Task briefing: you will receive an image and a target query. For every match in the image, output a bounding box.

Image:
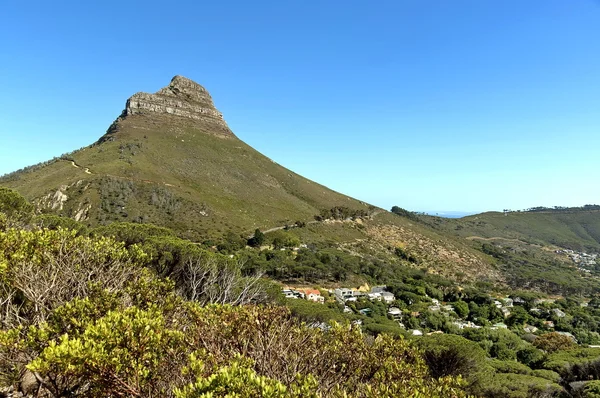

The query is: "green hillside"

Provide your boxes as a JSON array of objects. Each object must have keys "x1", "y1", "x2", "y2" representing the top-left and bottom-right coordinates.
[
  {"x1": 422, "y1": 208, "x2": 600, "y2": 253},
  {"x1": 0, "y1": 76, "x2": 370, "y2": 242}
]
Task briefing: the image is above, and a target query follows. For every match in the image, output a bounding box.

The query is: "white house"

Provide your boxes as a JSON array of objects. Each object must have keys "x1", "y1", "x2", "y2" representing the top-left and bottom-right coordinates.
[{"x1": 381, "y1": 292, "x2": 395, "y2": 304}]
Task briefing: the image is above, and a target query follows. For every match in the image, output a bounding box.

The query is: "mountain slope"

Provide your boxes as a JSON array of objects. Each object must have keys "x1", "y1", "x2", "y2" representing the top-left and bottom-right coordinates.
[{"x1": 0, "y1": 76, "x2": 370, "y2": 240}]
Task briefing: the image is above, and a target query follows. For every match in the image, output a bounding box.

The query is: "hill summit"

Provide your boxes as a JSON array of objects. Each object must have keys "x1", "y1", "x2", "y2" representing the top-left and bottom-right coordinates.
[{"x1": 100, "y1": 75, "x2": 233, "y2": 143}]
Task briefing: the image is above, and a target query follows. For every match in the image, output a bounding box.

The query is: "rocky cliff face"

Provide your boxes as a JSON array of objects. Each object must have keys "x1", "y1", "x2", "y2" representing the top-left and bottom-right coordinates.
[{"x1": 101, "y1": 76, "x2": 233, "y2": 142}]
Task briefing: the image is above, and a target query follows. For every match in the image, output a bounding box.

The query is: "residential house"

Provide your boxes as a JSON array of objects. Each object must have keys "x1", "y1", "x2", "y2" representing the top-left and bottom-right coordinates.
[
  {"x1": 452, "y1": 321, "x2": 480, "y2": 330},
  {"x1": 371, "y1": 286, "x2": 387, "y2": 294},
  {"x1": 367, "y1": 292, "x2": 382, "y2": 301},
  {"x1": 299, "y1": 288, "x2": 324, "y2": 304},
  {"x1": 551, "y1": 308, "x2": 566, "y2": 318},
  {"x1": 426, "y1": 331, "x2": 444, "y2": 336},
  {"x1": 358, "y1": 308, "x2": 372, "y2": 316},
  {"x1": 282, "y1": 289, "x2": 298, "y2": 299},
  {"x1": 501, "y1": 307, "x2": 511, "y2": 318},
  {"x1": 494, "y1": 300, "x2": 503, "y2": 309},
  {"x1": 503, "y1": 298, "x2": 514, "y2": 307},
  {"x1": 513, "y1": 297, "x2": 526, "y2": 305},
  {"x1": 381, "y1": 292, "x2": 395, "y2": 304},
  {"x1": 543, "y1": 320, "x2": 555, "y2": 328},
  {"x1": 334, "y1": 288, "x2": 355, "y2": 304},
  {"x1": 411, "y1": 329, "x2": 423, "y2": 336},
  {"x1": 388, "y1": 307, "x2": 402, "y2": 319},
  {"x1": 491, "y1": 323, "x2": 508, "y2": 329},
  {"x1": 523, "y1": 325, "x2": 538, "y2": 333}
]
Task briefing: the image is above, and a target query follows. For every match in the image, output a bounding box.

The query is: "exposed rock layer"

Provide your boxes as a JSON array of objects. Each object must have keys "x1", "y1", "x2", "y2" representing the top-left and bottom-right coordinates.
[{"x1": 101, "y1": 76, "x2": 233, "y2": 142}]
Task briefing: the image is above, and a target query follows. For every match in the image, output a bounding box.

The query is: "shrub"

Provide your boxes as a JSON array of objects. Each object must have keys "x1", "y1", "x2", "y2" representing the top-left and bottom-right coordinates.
[{"x1": 534, "y1": 332, "x2": 576, "y2": 353}]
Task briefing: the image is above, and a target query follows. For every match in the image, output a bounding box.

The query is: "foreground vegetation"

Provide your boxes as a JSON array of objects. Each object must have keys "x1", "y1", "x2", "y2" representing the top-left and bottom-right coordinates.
[{"x1": 3, "y1": 189, "x2": 600, "y2": 397}]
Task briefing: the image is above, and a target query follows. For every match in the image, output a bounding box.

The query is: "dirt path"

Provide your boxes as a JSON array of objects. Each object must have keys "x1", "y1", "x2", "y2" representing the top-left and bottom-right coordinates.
[
  {"x1": 247, "y1": 211, "x2": 385, "y2": 238},
  {"x1": 64, "y1": 159, "x2": 178, "y2": 188},
  {"x1": 69, "y1": 160, "x2": 92, "y2": 174},
  {"x1": 466, "y1": 236, "x2": 526, "y2": 244}
]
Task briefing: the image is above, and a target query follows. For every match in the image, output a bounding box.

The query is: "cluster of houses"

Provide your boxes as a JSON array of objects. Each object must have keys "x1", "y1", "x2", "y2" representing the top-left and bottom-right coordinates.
[
  {"x1": 282, "y1": 287, "x2": 325, "y2": 304},
  {"x1": 282, "y1": 285, "x2": 578, "y2": 339},
  {"x1": 333, "y1": 286, "x2": 395, "y2": 305},
  {"x1": 282, "y1": 285, "x2": 399, "y2": 315},
  {"x1": 556, "y1": 249, "x2": 598, "y2": 272}
]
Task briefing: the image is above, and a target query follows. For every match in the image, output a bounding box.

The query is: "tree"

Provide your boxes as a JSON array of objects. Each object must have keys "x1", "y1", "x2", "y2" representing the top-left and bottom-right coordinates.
[
  {"x1": 247, "y1": 229, "x2": 265, "y2": 248},
  {"x1": 177, "y1": 253, "x2": 269, "y2": 305},
  {"x1": 506, "y1": 306, "x2": 532, "y2": 327},
  {"x1": 453, "y1": 301, "x2": 469, "y2": 319},
  {"x1": 0, "y1": 187, "x2": 33, "y2": 226}
]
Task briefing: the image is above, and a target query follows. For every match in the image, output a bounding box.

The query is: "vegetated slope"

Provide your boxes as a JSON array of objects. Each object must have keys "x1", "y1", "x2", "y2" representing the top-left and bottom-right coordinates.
[
  {"x1": 408, "y1": 208, "x2": 600, "y2": 295},
  {"x1": 0, "y1": 75, "x2": 505, "y2": 287},
  {"x1": 0, "y1": 76, "x2": 370, "y2": 241},
  {"x1": 424, "y1": 209, "x2": 600, "y2": 252}
]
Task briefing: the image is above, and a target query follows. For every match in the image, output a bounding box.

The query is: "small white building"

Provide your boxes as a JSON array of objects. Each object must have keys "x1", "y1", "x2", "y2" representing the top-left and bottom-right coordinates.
[
  {"x1": 381, "y1": 292, "x2": 395, "y2": 304},
  {"x1": 551, "y1": 308, "x2": 566, "y2": 318},
  {"x1": 334, "y1": 288, "x2": 354, "y2": 304},
  {"x1": 388, "y1": 307, "x2": 402, "y2": 319}
]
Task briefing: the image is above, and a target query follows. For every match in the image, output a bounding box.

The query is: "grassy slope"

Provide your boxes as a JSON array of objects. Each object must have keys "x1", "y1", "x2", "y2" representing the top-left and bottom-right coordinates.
[
  {"x1": 0, "y1": 111, "x2": 503, "y2": 285},
  {"x1": 0, "y1": 114, "x2": 370, "y2": 240}
]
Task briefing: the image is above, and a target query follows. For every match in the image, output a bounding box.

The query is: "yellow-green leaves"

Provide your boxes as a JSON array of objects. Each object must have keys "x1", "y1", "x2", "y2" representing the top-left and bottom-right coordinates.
[
  {"x1": 175, "y1": 355, "x2": 320, "y2": 398},
  {"x1": 28, "y1": 307, "x2": 184, "y2": 397}
]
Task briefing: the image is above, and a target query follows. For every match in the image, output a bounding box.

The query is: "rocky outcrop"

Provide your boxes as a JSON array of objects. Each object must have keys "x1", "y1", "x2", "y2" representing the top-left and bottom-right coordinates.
[
  {"x1": 126, "y1": 75, "x2": 231, "y2": 131},
  {"x1": 98, "y1": 76, "x2": 234, "y2": 143}
]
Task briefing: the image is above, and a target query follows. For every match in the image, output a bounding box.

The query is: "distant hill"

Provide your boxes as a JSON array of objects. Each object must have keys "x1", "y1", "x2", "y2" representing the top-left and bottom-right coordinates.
[{"x1": 421, "y1": 208, "x2": 600, "y2": 253}]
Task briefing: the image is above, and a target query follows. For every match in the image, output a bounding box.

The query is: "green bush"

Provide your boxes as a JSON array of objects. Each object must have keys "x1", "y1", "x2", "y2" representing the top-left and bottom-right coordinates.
[{"x1": 489, "y1": 359, "x2": 532, "y2": 375}]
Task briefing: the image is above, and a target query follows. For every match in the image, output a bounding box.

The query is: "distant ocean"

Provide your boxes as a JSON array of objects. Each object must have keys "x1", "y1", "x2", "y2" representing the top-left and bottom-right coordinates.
[{"x1": 424, "y1": 211, "x2": 477, "y2": 218}]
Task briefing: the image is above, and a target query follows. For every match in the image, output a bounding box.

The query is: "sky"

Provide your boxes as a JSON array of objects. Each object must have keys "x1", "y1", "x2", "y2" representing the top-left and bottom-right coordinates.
[{"x1": 1, "y1": 0, "x2": 599, "y2": 213}]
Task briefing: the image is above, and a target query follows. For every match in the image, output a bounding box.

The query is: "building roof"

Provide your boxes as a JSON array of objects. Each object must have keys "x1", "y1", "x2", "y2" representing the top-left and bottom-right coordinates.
[{"x1": 299, "y1": 288, "x2": 321, "y2": 296}]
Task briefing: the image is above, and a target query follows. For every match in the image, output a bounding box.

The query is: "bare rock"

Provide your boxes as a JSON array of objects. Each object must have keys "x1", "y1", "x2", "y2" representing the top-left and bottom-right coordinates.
[
  {"x1": 125, "y1": 75, "x2": 232, "y2": 133},
  {"x1": 19, "y1": 370, "x2": 38, "y2": 396}
]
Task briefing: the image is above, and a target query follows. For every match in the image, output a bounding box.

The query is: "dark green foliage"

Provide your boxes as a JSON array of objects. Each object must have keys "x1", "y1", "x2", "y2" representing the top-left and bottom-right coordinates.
[
  {"x1": 394, "y1": 246, "x2": 418, "y2": 263},
  {"x1": 477, "y1": 373, "x2": 562, "y2": 398},
  {"x1": 217, "y1": 231, "x2": 247, "y2": 253},
  {"x1": 453, "y1": 300, "x2": 469, "y2": 318},
  {"x1": 489, "y1": 359, "x2": 532, "y2": 375},
  {"x1": 517, "y1": 345, "x2": 546, "y2": 368},
  {"x1": 247, "y1": 228, "x2": 265, "y2": 247},
  {"x1": 269, "y1": 230, "x2": 300, "y2": 250},
  {"x1": 0, "y1": 187, "x2": 33, "y2": 225},
  {"x1": 93, "y1": 221, "x2": 175, "y2": 245},
  {"x1": 583, "y1": 380, "x2": 600, "y2": 398},
  {"x1": 390, "y1": 206, "x2": 421, "y2": 222},
  {"x1": 315, "y1": 206, "x2": 368, "y2": 221}
]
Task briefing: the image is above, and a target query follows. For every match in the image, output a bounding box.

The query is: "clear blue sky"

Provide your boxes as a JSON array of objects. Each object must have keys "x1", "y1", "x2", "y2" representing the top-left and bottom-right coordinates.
[{"x1": 1, "y1": 1, "x2": 599, "y2": 213}]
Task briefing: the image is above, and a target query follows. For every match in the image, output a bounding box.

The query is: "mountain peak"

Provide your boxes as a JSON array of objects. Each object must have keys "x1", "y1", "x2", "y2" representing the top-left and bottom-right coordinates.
[
  {"x1": 156, "y1": 75, "x2": 210, "y2": 102},
  {"x1": 118, "y1": 75, "x2": 232, "y2": 136}
]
